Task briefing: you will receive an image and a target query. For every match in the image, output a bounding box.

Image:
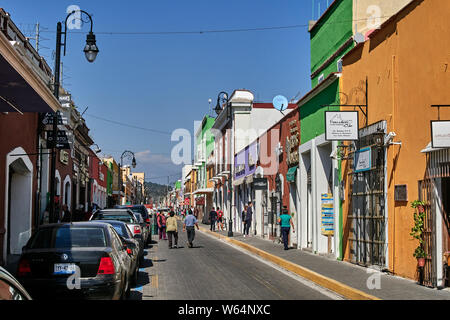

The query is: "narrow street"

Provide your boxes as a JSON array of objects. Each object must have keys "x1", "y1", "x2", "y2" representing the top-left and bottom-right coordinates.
[{"x1": 129, "y1": 221, "x2": 337, "y2": 300}]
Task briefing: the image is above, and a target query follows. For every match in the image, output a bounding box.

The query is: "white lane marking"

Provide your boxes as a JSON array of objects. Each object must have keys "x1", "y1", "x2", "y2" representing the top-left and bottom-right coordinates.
[{"x1": 200, "y1": 231, "x2": 345, "y2": 300}]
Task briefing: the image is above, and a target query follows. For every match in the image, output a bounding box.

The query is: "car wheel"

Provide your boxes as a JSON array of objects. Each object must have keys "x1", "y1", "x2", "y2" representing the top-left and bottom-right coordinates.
[
  {"x1": 120, "y1": 275, "x2": 129, "y2": 300},
  {"x1": 132, "y1": 266, "x2": 139, "y2": 286}
]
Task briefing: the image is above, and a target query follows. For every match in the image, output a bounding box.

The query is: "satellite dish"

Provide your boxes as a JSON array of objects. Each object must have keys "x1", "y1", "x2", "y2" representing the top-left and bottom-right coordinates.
[{"x1": 272, "y1": 95, "x2": 288, "y2": 112}]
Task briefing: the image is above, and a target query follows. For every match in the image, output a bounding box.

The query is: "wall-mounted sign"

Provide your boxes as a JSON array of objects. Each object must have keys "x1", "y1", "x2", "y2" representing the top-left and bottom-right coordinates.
[
  {"x1": 253, "y1": 177, "x2": 268, "y2": 190},
  {"x1": 394, "y1": 184, "x2": 408, "y2": 202},
  {"x1": 59, "y1": 150, "x2": 69, "y2": 165},
  {"x1": 195, "y1": 197, "x2": 205, "y2": 205},
  {"x1": 354, "y1": 147, "x2": 371, "y2": 173},
  {"x1": 321, "y1": 193, "x2": 334, "y2": 236},
  {"x1": 431, "y1": 121, "x2": 450, "y2": 148},
  {"x1": 325, "y1": 111, "x2": 359, "y2": 141}
]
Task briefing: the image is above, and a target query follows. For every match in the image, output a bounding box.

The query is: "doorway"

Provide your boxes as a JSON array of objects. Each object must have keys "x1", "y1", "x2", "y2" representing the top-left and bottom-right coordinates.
[{"x1": 5, "y1": 155, "x2": 33, "y2": 263}]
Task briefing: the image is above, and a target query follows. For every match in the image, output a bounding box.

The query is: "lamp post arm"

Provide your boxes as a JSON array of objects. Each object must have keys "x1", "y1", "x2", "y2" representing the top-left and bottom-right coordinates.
[{"x1": 63, "y1": 10, "x2": 94, "y2": 56}]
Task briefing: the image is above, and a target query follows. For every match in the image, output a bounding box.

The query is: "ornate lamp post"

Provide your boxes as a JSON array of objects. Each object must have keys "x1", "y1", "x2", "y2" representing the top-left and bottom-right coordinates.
[
  {"x1": 119, "y1": 151, "x2": 136, "y2": 205},
  {"x1": 215, "y1": 91, "x2": 233, "y2": 237},
  {"x1": 49, "y1": 10, "x2": 99, "y2": 223}
]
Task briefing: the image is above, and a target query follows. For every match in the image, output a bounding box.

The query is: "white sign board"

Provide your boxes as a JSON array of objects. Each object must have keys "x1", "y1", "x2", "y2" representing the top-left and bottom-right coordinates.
[
  {"x1": 325, "y1": 111, "x2": 359, "y2": 141},
  {"x1": 354, "y1": 147, "x2": 371, "y2": 173},
  {"x1": 431, "y1": 121, "x2": 450, "y2": 148}
]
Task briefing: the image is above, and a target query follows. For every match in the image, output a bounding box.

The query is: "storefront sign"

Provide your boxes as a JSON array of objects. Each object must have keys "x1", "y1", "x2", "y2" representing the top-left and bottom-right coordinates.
[
  {"x1": 184, "y1": 198, "x2": 190, "y2": 205},
  {"x1": 253, "y1": 177, "x2": 268, "y2": 190},
  {"x1": 354, "y1": 147, "x2": 371, "y2": 173},
  {"x1": 321, "y1": 193, "x2": 334, "y2": 236},
  {"x1": 195, "y1": 197, "x2": 205, "y2": 205},
  {"x1": 431, "y1": 121, "x2": 450, "y2": 148},
  {"x1": 325, "y1": 111, "x2": 359, "y2": 141}
]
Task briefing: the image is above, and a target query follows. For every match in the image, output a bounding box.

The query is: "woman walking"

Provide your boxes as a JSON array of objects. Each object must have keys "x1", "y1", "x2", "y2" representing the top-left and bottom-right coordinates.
[
  {"x1": 277, "y1": 208, "x2": 295, "y2": 250},
  {"x1": 166, "y1": 211, "x2": 178, "y2": 249}
]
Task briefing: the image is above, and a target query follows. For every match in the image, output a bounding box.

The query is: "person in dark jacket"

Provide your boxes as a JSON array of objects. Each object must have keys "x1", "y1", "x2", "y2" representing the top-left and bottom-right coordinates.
[
  {"x1": 209, "y1": 207, "x2": 218, "y2": 232},
  {"x1": 244, "y1": 202, "x2": 253, "y2": 237}
]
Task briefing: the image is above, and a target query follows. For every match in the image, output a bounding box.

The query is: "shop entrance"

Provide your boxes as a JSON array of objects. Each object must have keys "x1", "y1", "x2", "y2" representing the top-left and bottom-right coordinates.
[{"x1": 348, "y1": 125, "x2": 387, "y2": 268}]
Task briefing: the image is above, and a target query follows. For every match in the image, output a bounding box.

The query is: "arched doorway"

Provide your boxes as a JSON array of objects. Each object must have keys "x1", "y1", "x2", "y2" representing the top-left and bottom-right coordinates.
[{"x1": 4, "y1": 148, "x2": 33, "y2": 264}]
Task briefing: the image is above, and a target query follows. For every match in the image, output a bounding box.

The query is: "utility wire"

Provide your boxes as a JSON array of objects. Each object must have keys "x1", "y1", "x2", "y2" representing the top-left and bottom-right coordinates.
[
  {"x1": 85, "y1": 113, "x2": 172, "y2": 135},
  {"x1": 36, "y1": 15, "x2": 394, "y2": 37}
]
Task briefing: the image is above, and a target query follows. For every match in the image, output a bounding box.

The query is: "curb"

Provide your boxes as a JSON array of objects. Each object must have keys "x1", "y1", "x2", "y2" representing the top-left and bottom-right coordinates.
[{"x1": 198, "y1": 226, "x2": 381, "y2": 301}]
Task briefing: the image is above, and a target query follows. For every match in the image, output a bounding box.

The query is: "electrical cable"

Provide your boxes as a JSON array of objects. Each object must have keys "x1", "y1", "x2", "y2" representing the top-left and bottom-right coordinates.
[{"x1": 85, "y1": 113, "x2": 172, "y2": 135}]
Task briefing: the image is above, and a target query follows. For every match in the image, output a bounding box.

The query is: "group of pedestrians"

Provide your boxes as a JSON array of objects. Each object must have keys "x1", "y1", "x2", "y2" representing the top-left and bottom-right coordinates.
[
  {"x1": 208, "y1": 207, "x2": 224, "y2": 232},
  {"x1": 156, "y1": 209, "x2": 200, "y2": 249}
]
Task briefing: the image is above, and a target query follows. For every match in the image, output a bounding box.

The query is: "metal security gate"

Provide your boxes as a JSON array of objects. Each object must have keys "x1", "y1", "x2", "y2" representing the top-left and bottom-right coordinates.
[
  {"x1": 418, "y1": 179, "x2": 435, "y2": 287},
  {"x1": 348, "y1": 123, "x2": 387, "y2": 268}
]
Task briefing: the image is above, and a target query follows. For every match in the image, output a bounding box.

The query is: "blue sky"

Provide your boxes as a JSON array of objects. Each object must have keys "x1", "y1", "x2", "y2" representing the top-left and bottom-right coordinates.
[{"x1": 2, "y1": 0, "x2": 326, "y2": 184}]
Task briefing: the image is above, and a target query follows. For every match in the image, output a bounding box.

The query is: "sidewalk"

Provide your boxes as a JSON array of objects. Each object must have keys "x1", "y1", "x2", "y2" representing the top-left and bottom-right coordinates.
[{"x1": 199, "y1": 225, "x2": 450, "y2": 300}]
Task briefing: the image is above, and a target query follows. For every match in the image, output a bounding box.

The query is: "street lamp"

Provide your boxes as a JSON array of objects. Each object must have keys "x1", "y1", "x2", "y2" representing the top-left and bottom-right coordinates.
[
  {"x1": 215, "y1": 91, "x2": 233, "y2": 237},
  {"x1": 49, "y1": 10, "x2": 99, "y2": 223},
  {"x1": 119, "y1": 151, "x2": 137, "y2": 205}
]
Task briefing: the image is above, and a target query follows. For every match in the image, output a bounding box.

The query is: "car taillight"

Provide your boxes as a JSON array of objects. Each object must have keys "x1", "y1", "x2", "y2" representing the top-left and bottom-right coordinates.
[
  {"x1": 126, "y1": 248, "x2": 132, "y2": 254},
  {"x1": 97, "y1": 257, "x2": 115, "y2": 275},
  {"x1": 134, "y1": 226, "x2": 141, "y2": 234},
  {"x1": 17, "y1": 258, "x2": 31, "y2": 277}
]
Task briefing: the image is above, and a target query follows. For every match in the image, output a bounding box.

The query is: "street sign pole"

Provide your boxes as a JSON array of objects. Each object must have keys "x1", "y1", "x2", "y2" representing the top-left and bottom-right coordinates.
[{"x1": 49, "y1": 21, "x2": 63, "y2": 224}]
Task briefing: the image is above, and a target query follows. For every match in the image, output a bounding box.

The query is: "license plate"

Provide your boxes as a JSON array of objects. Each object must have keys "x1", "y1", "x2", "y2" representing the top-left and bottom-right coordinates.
[{"x1": 54, "y1": 263, "x2": 76, "y2": 275}]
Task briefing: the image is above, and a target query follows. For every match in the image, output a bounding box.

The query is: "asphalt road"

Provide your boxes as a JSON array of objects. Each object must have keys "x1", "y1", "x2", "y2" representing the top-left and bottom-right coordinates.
[{"x1": 129, "y1": 221, "x2": 336, "y2": 300}]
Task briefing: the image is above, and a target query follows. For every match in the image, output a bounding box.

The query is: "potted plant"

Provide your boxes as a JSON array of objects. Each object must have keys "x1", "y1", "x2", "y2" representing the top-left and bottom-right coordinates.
[
  {"x1": 413, "y1": 246, "x2": 427, "y2": 267},
  {"x1": 410, "y1": 200, "x2": 427, "y2": 267}
]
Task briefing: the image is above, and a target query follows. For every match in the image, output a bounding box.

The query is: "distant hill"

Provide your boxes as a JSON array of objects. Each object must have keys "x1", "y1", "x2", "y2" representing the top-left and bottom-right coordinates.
[{"x1": 144, "y1": 181, "x2": 173, "y2": 203}]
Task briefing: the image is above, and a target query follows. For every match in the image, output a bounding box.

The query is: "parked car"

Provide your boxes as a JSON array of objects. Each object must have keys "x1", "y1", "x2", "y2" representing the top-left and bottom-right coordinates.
[
  {"x1": 90, "y1": 209, "x2": 145, "y2": 251},
  {"x1": 0, "y1": 266, "x2": 32, "y2": 300},
  {"x1": 131, "y1": 212, "x2": 149, "y2": 246},
  {"x1": 90, "y1": 220, "x2": 141, "y2": 284},
  {"x1": 115, "y1": 205, "x2": 152, "y2": 243},
  {"x1": 17, "y1": 222, "x2": 132, "y2": 300}
]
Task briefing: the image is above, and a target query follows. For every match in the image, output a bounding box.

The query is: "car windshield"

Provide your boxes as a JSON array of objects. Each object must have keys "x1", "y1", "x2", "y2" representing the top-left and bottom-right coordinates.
[
  {"x1": 29, "y1": 227, "x2": 107, "y2": 248},
  {"x1": 93, "y1": 213, "x2": 135, "y2": 223}
]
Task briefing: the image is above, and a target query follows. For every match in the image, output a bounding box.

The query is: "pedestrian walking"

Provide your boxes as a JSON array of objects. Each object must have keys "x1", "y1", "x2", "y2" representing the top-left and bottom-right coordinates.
[
  {"x1": 241, "y1": 205, "x2": 248, "y2": 235},
  {"x1": 166, "y1": 211, "x2": 178, "y2": 249},
  {"x1": 244, "y1": 202, "x2": 253, "y2": 237},
  {"x1": 278, "y1": 208, "x2": 295, "y2": 250},
  {"x1": 157, "y1": 211, "x2": 167, "y2": 240},
  {"x1": 183, "y1": 210, "x2": 199, "y2": 248},
  {"x1": 209, "y1": 207, "x2": 218, "y2": 232},
  {"x1": 61, "y1": 204, "x2": 72, "y2": 222},
  {"x1": 217, "y1": 207, "x2": 224, "y2": 231}
]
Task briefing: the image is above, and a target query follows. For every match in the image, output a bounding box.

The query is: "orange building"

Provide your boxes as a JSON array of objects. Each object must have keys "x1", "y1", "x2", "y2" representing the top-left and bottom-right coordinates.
[{"x1": 339, "y1": 0, "x2": 450, "y2": 287}]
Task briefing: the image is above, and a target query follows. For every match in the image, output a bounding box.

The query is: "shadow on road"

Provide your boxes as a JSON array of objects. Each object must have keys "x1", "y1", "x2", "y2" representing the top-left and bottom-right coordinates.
[{"x1": 140, "y1": 259, "x2": 153, "y2": 268}]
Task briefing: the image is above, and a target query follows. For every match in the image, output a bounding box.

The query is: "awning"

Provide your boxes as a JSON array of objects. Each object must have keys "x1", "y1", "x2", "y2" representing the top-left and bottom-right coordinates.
[
  {"x1": 421, "y1": 142, "x2": 446, "y2": 153},
  {"x1": 286, "y1": 166, "x2": 298, "y2": 182},
  {"x1": 0, "y1": 31, "x2": 59, "y2": 113},
  {"x1": 193, "y1": 188, "x2": 214, "y2": 194}
]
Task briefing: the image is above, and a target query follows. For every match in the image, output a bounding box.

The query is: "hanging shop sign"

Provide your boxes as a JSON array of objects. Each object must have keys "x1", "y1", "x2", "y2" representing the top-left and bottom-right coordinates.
[
  {"x1": 184, "y1": 198, "x2": 190, "y2": 205},
  {"x1": 195, "y1": 197, "x2": 205, "y2": 205},
  {"x1": 354, "y1": 147, "x2": 371, "y2": 173},
  {"x1": 321, "y1": 193, "x2": 334, "y2": 236},
  {"x1": 253, "y1": 177, "x2": 268, "y2": 190},
  {"x1": 59, "y1": 150, "x2": 69, "y2": 165},
  {"x1": 325, "y1": 111, "x2": 359, "y2": 141},
  {"x1": 431, "y1": 120, "x2": 450, "y2": 148},
  {"x1": 286, "y1": 119, "x2": 300, "y2": 166}
]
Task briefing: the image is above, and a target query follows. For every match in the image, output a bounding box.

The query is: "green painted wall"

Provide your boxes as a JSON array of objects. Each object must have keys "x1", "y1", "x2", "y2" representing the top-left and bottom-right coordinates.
[
  {"x1": 107, "y1": 163, "x2": 113, "y2": 196},
  {"x1": 310, "y1": 0, "x2": 353, "y2": 81},
  {"x1": 311, "y1": 44, "x2": 353, "y2": 88},
  {"x1": 300, "y1": 79, "x2": 340, "y2": 144}
]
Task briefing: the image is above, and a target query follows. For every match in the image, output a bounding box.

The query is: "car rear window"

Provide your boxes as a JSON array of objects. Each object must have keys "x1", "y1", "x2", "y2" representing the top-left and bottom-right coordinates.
[
  {"x1": 93, "y1": 214, "x2": 135, "y2": 223},
  {"x1": 110, "y1": 224, "x2": 129, "y2": 238},
  {"x1": 29, "y1": 227, "x2": 107, "y2": 248}
]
